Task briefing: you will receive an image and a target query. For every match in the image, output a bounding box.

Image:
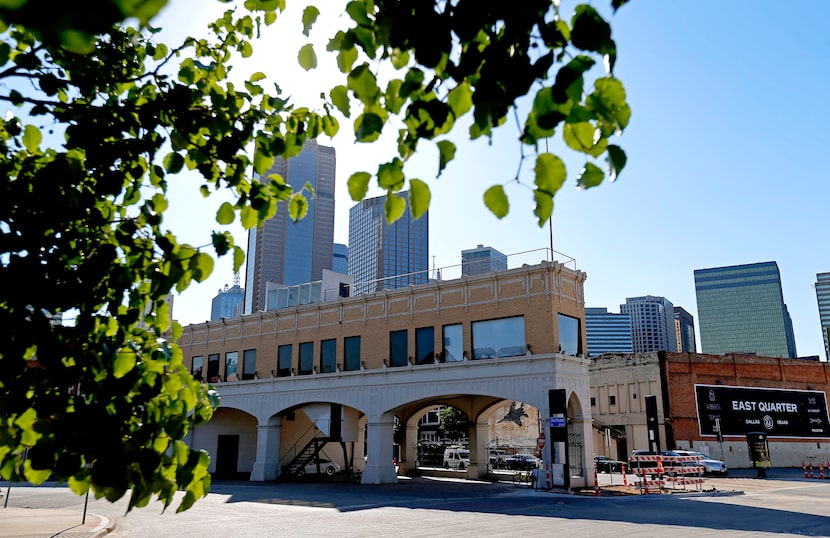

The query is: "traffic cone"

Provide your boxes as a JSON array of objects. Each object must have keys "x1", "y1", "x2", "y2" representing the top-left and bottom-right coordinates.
[
  {"x1": 804, "y1": 460, "x2": 808, "y2": 478},
  {"x1": 820, "y1": 462, "x2": 825, "y2": 480},
  {"x1": 622, "y1": 463, "x2": 628, "y2": 487},
  {"x1": 810, "y1": 462, "x2": 814, "y2": 479}
]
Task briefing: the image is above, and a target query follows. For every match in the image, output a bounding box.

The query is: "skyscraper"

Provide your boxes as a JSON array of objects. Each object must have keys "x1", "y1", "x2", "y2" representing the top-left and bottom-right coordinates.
[
  {"x1": 348, "y1": 191, "x2": 428, "y2": 294},
  {"x1": 461, "y1": 244, "x2": 507, "y2": 276},
  {"x1": 585, "y1": 307, "x2": 633, "y2": 357},
  {"x1": 815, "y1": 272, "x2": 830, "y2": 361},
  {"x1": 244, "y1": 140, "x2": 336, "y2": 313},
  {"x1": 620, "y1": 296, "x2": 677, "y2": 353},
  {"x1": 694, "y1": 261, "x2": 797, "y2": 358},
  {"x1": 673, "y1": 306, "x2": 697, "y2": 353},
  {"x1": 211, "y1": 277, "x2": 244, "y2": 321},
  {"x1": 333, "y1": 243, "x2": 349, "y2": 275}
]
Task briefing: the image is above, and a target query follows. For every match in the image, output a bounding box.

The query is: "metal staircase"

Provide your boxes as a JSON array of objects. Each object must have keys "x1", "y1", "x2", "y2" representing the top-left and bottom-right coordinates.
[{"x1": 285, "y1": 437, "x2": 336, "y2": 475}]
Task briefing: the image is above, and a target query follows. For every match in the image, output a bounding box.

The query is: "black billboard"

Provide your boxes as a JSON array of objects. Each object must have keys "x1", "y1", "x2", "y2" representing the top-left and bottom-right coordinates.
[{"x1": 695, "y1": 385, "x2": 830, "y2": 439}]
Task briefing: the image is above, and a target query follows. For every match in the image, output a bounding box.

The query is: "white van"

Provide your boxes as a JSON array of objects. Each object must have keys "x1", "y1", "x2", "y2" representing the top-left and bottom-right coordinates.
[{"x1": 443, "y1": 446, "x2": 470, "y2": 470}]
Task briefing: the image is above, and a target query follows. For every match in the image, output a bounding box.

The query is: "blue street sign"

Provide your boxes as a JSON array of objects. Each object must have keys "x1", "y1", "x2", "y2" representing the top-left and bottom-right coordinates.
[{"x1": 549, "y1": 416, "x2": 566, "y2": 428}]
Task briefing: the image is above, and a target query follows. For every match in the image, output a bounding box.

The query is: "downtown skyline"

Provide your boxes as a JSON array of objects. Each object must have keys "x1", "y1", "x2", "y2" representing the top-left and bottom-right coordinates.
[{"x1": 154, "y1": 1, "x2": 830, "y2": 359}]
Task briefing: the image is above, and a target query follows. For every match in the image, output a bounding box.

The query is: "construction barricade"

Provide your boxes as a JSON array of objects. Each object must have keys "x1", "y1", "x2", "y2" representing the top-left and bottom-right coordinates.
[{"x1": 628, "y1": 454, "x2": 705, "y2": 494}]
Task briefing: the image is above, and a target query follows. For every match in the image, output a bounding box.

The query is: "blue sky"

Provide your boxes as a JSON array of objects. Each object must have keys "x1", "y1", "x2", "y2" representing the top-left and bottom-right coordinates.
[{"x1": 159, "y1": 1, "x2": 830, "y2": 359}]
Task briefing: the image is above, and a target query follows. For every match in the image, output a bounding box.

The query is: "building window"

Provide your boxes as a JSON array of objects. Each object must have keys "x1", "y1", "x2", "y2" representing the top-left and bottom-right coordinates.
[
  {"x1": 442, "y1": 324, "x2": 463, "y2": 362},
  {"x1": 609, "y1": 395, "x2": 616, "y2": 406},
  {"x1": 207, "y1": 353, "x2": 220, "y2": 382},
  {"x1": 415, "y1": 326, "x2": 435, "y2": 364},
  {"x1": 344, "y1": 336, "x2": 361, "y2": 371},
  {"x1": 225, "y1": 351, "x2": 239, "y2": 381},
  {"x1": 192, "y1": 356, "x2": 204, "y2": 382},
  {"x1": 471, "y1": 316, "x2": 525, "y2": 359},
  {"x1": 277, "y1": 344, "x2": 292, "y2": 377},
  {"x1": 299, "y1": 342, "x2": 314, "y2": 375},
  {"x1": 241, "y1": 349, "x2": 256, "y2": 380},
  {"x1": 390, "y1": 330, "x2": 408, "y2": 367},
  {"x1": 590, "y1": 397, "x2": 596, "y2": 407},
  {"x1": 320, "y1": 339, "x2": 336, "y2": 373},
  {"x1": 558, "y1": 313, "x2": 582, "y2": 356}
]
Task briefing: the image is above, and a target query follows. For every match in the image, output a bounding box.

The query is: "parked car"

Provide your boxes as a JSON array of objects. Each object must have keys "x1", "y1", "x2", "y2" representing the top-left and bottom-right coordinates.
[
  {"x1": 505, "y1": 454, "x2": 539, "y2": 471},
  {"x1": 673, "y1": 450, "x2": 728, "y2": 476},
  {"x1": 489, "y1": 449, "x2": 509, "y2": 468},
  {"x1": 296, "y1": 459, "x2": 341, "y2": 477},
  {"x1": 594, "y1": 455, "x2": 624, "y2": 473},
  {"x1": 443, "y1": 446, "x2": 470, "y2": 469}
]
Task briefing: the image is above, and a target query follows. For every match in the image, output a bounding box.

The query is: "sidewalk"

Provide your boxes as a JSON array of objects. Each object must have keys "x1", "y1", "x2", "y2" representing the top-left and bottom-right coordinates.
[{"x1": 0, "y1": 507, "x2": 113, "y2": 537}]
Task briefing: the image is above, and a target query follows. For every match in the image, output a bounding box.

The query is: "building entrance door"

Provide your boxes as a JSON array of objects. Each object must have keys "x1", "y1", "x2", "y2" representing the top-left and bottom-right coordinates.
[{"x1": 216, "y1": 434, "x2": 240, "y2": 479}]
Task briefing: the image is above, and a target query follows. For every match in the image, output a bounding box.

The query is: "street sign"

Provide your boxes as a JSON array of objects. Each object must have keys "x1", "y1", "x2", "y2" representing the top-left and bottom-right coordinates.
[{"x1": 549, "y1": 416, "x2": 566, "y2": 428}]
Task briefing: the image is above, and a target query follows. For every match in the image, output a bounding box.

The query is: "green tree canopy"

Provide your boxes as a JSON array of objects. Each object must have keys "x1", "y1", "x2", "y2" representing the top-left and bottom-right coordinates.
[{"x1": 0, "y1": 0, "x2": 630, "y2": 512}]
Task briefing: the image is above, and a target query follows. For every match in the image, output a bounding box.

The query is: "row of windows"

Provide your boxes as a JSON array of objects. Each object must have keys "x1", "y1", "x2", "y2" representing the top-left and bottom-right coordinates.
[{"x1": 191, "y1": 314, "x2": 583, "y2": 381}]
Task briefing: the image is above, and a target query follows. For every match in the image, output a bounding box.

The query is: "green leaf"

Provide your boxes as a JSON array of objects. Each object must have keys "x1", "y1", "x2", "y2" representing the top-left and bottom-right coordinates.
[
  {"x1": 216, "y1": 202, "x2": 235, "y2": 225},
  {"x1": 301, "y1": 6, "x2": 320, "y2": 36},
  {"x1": 24, "y1": 460, "x2": 51, "y2": 485},
  {"x1": 571, "y1": 5, "x2": 612, "y2": 53},
  {"x1": 534, "y1": 153, "x2": 567, "y2": 196},
  {"x1": 253, "y1": 150, "x2": 274, "y2": 175},
  {"x1": 563, "y1": 122, "x2": 599, "y2": 155},
  {"x1": 576, "y1": 162, "x2": 605, "y2": 189},
  {"x1": 191, "y1": 252, "x2": 214, "y2": 282},
  {"x1": 164, "y1": 152, "x2": 184, "y2": 174},
  {"x1": 298, "y1": 44, "x2": 317, "y2": 71},
  {"x1": 22, "y1": 125, "x2": 41, "y2": 152},
  {"x1": 337, "y1": 46, "x2": 358, "y2": 73},
  {"x1": 240, "y1": 205, "x2": 258, "y2": 229},
  {"x1": 354, "y1": 112, "x2": 384, "y2": 142},
  {"x1": 347, "y1": 172, "x2": 371, "y2": 201},
  {"x1": 447, "y1": 82, "x2": 473, "y2": 118},
  {"x1": 377, "y1": 159, "x2": 405, "y2": 191},
  {"x1": 408, "y1": 179, "x2": 431, "y2": 219},
  {"x1": 330, "y1": 85, "x2": 351, "y2": 117},
  {"x1": 347, "y1": 64, "x2": 379, "y2": 106},
  {"x1": 151, "y1": 193, "x2": 168, "y2": 213},
  {"x1": 533, "y1": 190, "x2": 554, "y2": 227},
  {"x1": 233, "y1": 246, "x2": 246, "y2": 273},
  {"x1": 437, "y1": 140, "x2": 455, "y2": 176},
  {"x1": 384, "y1": 193, "x2": 406, "y2": 224},
  {"x1": 289, "y1": 193, "x2": 308, "y2": 222},
  {"x1": 483, "y1": 185, "x2": 509, "y2": 219},
  {"x1": 14, "y1": 408, "x2": 39, "y2": 446},
  {"x1": 113, "y1": 349, "x2": 136, "y2": 379},
  {"x1": 606, "y1": 145, "x2": 627, "y2": 181}
]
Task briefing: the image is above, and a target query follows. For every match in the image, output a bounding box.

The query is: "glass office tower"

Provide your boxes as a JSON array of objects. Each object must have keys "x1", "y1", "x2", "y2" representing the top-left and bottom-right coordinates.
[
  {"x1": 461, "y1": 244, "x2": 508, "y2": 276},
  {"x1": 673, "y1": 306, "x2": 697, "y2": 353},
  {"x1": 694, "y1": 261, "x2": 796, "y2": 358},
  {"x1": 816, "y1": 272, "x2": 830, "y2": 361},
  {"x1": 585, "y1": 307, "x2": 633, "y2": 357},
  {"x1": 244, "y1": 140, "x2": 336, "y2": 313},
  {"x1": 348, "y1": 192, "x2": 428, "y2": 294},
  {"x1": 620, "y1": 296, "x2": 678, "y2": 353}
]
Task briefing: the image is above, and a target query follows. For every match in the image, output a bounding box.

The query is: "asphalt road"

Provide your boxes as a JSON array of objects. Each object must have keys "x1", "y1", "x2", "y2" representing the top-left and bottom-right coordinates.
[{"x1": 3, "y1": 468, "x2": 830, "y2": 537}]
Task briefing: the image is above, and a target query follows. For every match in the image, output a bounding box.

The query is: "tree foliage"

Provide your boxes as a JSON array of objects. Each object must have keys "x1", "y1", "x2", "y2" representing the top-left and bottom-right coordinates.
[
  {"x1": 0, "y1": 0, "x2": 630, "y2": 511},
  {"x1": 438, "y1": 406, "x2": 468, "y2": 441}
]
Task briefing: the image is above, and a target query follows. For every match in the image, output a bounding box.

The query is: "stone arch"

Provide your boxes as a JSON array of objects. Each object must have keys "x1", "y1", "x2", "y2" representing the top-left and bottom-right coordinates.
[{"x1": 191, "y1": 406, "x2": 258, "y2": 477}]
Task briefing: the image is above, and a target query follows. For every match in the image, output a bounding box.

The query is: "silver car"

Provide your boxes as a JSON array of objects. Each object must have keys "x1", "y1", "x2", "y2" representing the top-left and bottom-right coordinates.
[
  {"x1": 296, "y1": 459, "x2": 341, "y2": 477},
  {"x1": 675, "y1": 450, "x2": 727, "y2": 476}
]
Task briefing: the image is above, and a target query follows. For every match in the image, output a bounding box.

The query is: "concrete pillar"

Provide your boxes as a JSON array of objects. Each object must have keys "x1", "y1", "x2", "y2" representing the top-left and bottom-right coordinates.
[
  {"x1": 466, "y1": 421, "x2": 489, "y2": 479},
  {"x1": 362, "y1": 416, "x2": 398, "y2": 484},
  {"x1": 575, "y1": 417, "x2": 593, "y2": 488},
  {"x1": 400, "y1": 424, "x2": 419, "y2": 475},
  {"x1": 251, "y1": 421, "x2": 281, "y2": 481}
]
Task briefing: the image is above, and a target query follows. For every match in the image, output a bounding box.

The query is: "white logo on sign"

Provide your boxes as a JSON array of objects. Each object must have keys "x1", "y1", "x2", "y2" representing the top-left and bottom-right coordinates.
[
  {"x1": 709, "y1": 390, "x2": 715, "y2": 402},
  {"x1": 763, "y1": 415, "x2": 774, "y2": 430}
]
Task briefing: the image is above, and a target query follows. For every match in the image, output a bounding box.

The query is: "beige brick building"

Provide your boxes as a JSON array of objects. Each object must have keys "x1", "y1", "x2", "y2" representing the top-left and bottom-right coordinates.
[{"x1": 179, "y1": 261, "x2": 595, "y2": 486}]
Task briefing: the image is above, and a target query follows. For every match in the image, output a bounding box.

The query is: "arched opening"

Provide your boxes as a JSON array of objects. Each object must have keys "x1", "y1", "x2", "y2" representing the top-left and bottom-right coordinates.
[{"x1": 191, "y1": 407, "x2": 258, "y2": 480}]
